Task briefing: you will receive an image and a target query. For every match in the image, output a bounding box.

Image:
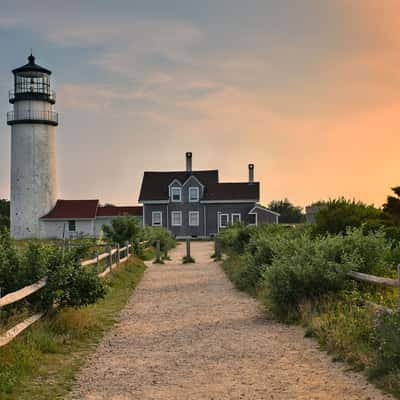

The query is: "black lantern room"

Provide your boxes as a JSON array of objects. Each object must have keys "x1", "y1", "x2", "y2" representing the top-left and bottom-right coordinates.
[{"x1": 9, "y1": 54, "x2": 55, "y2": 104}]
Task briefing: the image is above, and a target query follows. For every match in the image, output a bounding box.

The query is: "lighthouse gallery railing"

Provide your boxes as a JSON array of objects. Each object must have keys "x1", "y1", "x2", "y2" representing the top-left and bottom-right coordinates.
[{"x1": 7, "y1": 110, "x2": 59, "y2": 125}]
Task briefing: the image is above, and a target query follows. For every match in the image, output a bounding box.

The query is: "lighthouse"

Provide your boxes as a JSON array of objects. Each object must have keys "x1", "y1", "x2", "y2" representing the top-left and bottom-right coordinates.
[{"x1": 7, "y1": 54, "x2": 58, "y2": 239}]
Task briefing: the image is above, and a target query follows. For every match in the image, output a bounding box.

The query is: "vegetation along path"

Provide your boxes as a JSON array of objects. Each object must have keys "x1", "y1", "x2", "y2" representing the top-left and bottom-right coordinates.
[{"x1": 70, "y1": 241, "x2": 393, "y2": 400}]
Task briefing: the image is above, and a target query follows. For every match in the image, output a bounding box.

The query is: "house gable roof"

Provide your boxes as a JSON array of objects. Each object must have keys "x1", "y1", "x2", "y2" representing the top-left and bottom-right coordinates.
[
  {"x1": 139, "y1": 170, "x2": 219, "y2": 201},
  {"x1": 249, "y1": 204, "x2": 280, "y2": 216},
  {"x1": 41, "y1": 201, "x2": 143, "y2": 219},
  {"x1": 41, "y1": 200, "x2": 99, "y2": 219},
  {"x1": 203, "y1": 182, "x2": 259, "y2": 201},
  {"x1": 97, "y1": 205, "x2": 143, "y2": 217}
]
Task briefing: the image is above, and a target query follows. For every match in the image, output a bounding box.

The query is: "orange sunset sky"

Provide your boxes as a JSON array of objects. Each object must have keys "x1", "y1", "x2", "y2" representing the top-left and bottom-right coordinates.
[{"x1": 0, "y1": 0, "x2": 399, "y2": 208}]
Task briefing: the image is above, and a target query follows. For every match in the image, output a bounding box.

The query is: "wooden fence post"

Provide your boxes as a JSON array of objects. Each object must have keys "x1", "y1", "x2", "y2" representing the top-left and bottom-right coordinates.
[
  {"x1": 125, "y1": 241, "x2": 129, "y2": 258},
  {"x1": 108, "y1": 245, "x2": 112, "y2": 273},
  {"x1": 164, "y1": 240, "x2": 168, "y2": 259},
  {"x1": 156, "y1": 240, "x2": 161, "y2": 263},
  {"x1": 215, "y1": 238, "x2": 222, "y2": 260},
  {"x1": 117, "y1": 243, "x2": 120, "y2": 265},
  {"x1": 186, "y1": 239, "x2": 191, "y2": 259}
]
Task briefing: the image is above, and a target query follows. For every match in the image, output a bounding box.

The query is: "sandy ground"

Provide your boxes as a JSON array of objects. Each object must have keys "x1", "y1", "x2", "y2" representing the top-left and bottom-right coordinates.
[{"x1": 69, "y1": 241, "x2": 393, "y2": 400}]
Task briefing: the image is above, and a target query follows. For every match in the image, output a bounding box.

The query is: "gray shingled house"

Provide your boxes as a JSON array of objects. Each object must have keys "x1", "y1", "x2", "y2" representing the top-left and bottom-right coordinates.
[{"x1": 138, "y1": 153, "x2": 279, "y2": 239}]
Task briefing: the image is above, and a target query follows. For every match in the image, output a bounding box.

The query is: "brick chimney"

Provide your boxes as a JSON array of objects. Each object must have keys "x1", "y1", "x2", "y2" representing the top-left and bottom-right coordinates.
[
  {"x1": 186, "y1": 152, "x2": 192, "y2": 173},
  {"x1": 248, "y1": 163, "x2": 254, "y2": 184}
]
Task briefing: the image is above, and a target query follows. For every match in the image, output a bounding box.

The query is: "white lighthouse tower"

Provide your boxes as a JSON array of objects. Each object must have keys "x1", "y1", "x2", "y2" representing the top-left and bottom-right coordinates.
[{"x1": 7, "y1": 54, "x2": 58, "y2": 239}]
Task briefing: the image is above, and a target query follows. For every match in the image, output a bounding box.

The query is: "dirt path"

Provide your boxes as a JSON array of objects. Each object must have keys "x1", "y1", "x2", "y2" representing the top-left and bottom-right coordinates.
[{"x1": 69, "y1": 241, "x2": 393, "y2": 400}]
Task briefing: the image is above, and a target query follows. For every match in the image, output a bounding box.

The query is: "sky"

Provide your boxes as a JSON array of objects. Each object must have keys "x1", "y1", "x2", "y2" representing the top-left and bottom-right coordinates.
[{"x1": 0, "y1": 0, "x2": 399, "y2": 208}]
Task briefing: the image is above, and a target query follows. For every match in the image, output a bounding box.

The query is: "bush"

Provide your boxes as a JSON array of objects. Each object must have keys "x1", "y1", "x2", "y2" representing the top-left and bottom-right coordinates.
[
  {"x1": 40, "y1": 254, "x2": 106, "y2": 310},
  {"x1": 218, "y1": 223, "x2": 257, "y2": 254},
  {"x1": 260, "y1": 232, "x2": 351, "y2": 319},
  {"x1": 369, "y1": 312, "x2": 400, "y2": 379},
  {"x1": 313, "y1": 198, "x2": 382, "y2": 236},
  {"x1": 143, "y1": 226, "x2": 176, "y2": 252},
  {"x1": 103, "y1": 217, "x2": 142, "y2": 246},
  {"x1": 0, "y1": 233, "x2": 105, "y2": 314}
]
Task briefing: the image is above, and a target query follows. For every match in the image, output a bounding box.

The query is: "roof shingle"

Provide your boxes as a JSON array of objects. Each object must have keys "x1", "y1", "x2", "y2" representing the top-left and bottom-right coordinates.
[
  {"x1": 139, "y1": 170, "x2": 219, "y2": 201},
  {"x1": 97, "y1": 205, "x2": 143, "y2": 217},
  {"x1": 41, "y1": 200, "x2": 99, "y2": 219}
]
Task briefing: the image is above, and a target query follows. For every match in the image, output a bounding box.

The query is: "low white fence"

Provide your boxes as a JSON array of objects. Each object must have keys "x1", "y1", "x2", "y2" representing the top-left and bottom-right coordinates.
[{"x1": 0, "y1": 242, "x2": 137, "y2": 348}]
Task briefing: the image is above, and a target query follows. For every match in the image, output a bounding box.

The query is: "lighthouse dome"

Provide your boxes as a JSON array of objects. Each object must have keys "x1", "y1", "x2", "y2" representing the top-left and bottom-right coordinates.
[{"x1": 12, "y1": 53, "x2": 52, "y2": 75}]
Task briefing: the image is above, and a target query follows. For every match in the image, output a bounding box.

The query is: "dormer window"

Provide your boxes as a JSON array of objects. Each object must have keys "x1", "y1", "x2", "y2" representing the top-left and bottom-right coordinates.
[
  {"x1": 171, "y1": 187, "x2": 181, "y2": 202},
  {"x1": 189, "y1": 187, "x2": 199, "y2": 202}
]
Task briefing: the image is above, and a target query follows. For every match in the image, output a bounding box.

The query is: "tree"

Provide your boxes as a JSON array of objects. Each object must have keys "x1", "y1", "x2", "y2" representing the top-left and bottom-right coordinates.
[
  {"x1": 383, "y1": 187, "x2": 400, "y2": 225},
  {"x1": 313, "y1": 198, "x2": 382, "y2": 236},
  {"x1": 268, "y1": 199, "x2": 304, "y2": 223},
  {"x1": 102, "y1": 216, "x2": 142, "y2": 246},
  {"x1": 0, "y1": 199, "x2": 10, "y2": 232}
]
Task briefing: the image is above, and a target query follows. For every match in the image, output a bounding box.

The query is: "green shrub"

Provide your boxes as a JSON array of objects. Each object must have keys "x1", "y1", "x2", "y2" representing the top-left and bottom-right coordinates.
[
  {"x1": 218, "y1": 223, "x2": 257, "y2": 254},
  {"x1": 313, "y1": 198, "x2": 382, "y2": 236},
  {"x1": 0, "y1": 234, "x2": 106, "y2": 315},
  {"x1": 369, "y1": 312, "x2": 400, "y2": 379},
  {"x1": 103, "y1": 217, "x2": 142, "y2": 246},
  {"x1": 143, "y1": 226, "x2": 176, "y2": 251},
  {"x1": 259, "y1": 233, "x2": 350, "y2": 319}
]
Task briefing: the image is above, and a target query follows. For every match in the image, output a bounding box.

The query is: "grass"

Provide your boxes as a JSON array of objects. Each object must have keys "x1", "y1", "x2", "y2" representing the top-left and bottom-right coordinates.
[
  {"x1": 140, "y1": 246, "x2": 156, "y2": 261},
  {"x1": 0, "y1": 256, "x2": 146, "y2": 400},
  {"x1": 182, "y1": 255, "x2": 195, "y2": 264}
]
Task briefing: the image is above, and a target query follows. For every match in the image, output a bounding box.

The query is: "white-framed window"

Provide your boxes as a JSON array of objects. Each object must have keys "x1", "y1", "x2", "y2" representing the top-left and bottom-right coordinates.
[
  {"x1": 170, "y1": 187, "x2": 181, "y2": 202},
  {"x1": 219, "y1": 213, "x2": 229, "y2": 229},
  {"x1": 171, "y1": 211, "x2": 182, "y2": 226},
  {"x1": 68, "y1": 220, "x2": 76, "y2": 232},
  {"x1": 189, "y1": 211, "x2": 200, "y2": 226},
  {"x1": 152, "y1": 211, "x2": 162, "y2": 226},
  {"x1": 232, "y1": 213, "x2": 241, "y2": 224},
  {"x1": 189, "y1": 187, "x2": 200, "y2": 202},
  {"x1": 248, "y1": 213, "x2": 257, "y2": 225}
]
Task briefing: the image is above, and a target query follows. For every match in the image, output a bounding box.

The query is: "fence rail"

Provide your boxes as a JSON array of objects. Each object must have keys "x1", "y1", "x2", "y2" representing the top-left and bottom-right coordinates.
[
  {"x1": 0, "y1": 241, "x2": 143, "y2": 348},
  {"x1": 0, "y1": 278, "x2": 48, "y2": 308},
  {"x1": 347, "y1": 264, "x2": 400, "y2": 311}
]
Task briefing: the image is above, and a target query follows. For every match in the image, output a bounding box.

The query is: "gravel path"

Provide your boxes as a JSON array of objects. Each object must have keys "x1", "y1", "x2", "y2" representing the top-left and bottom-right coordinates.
[{"x1": 69, "y1": 241, "x2": 393, "y2": 400}]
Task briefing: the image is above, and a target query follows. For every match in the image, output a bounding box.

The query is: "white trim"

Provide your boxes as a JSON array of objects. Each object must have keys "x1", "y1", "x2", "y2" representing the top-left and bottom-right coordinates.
[
  {"x1": 171, "y1": 211, "x2": 182, "y2": 226},
  {"x1": 204, "y1": 206, "x2": 207, "y2": 236},
  {"x1": 152, "y1": 211, "x2": 162, "y2": 226},
  {"x1": 201, "y1": 200, "x2": 257, "y2": 204},
  {"x1": 231, "y1": 213, "x2": 241, "y2": 224},
  {"x1": 182, "y1": 174, "x2": 204, "y2": 189},
  {"x1": 168, "y1": 178, "x2": 182, "y2": 188},
  {"x1": 170, "y1": 187, "x2": 182, "y2": 202},
  {"x1": 167, "y1": 204, "x2": 169, "y2": 229},
  {"x1": 249, "y1": 204, "x2": 280, "y2": 216},
  {"x1": 189, "y1": 187, "x2": 200, "y2": 202},
  {"x1": 41, "y1": 217, "x2": 94, "y2": 221},
  {"x1": 189, "y1": 211, "x2": 200, "y2": 226},
  {"x1": 219, "y1": 213, "x2": 229, "y2": 229},
  {"x1": 141, "y1": 200, "x2": 169, "y2": 204},
  {"x1": 95, "y1": 215, "x2": 143, "y2": 220}
]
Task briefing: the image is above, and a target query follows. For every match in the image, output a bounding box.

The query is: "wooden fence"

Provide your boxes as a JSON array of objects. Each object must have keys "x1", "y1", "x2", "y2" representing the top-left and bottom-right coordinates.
[
  {"x1": 0, "y1": 241, "x2": 136, "y2": 348},
  {"x1": 347, "y1": 264, "x2": 400, "y2": 313}
]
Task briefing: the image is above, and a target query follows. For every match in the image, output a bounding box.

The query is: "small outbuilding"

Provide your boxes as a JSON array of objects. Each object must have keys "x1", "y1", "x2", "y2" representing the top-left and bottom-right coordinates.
[{"x1": 40, "y1": 200, "x2": 142, "y2": 239}]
